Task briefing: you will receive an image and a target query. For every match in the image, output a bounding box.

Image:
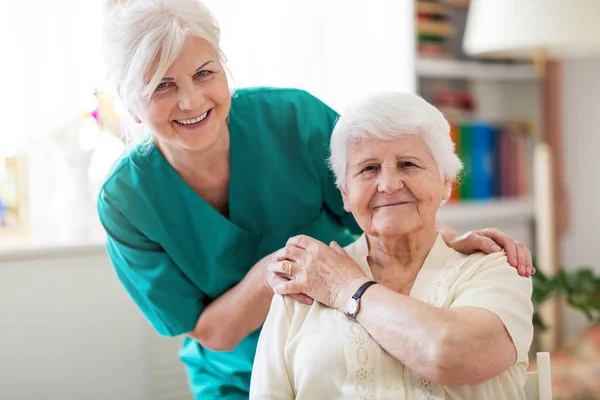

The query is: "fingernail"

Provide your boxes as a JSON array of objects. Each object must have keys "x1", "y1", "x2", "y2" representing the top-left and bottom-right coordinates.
[{"x1": 490, "y1": 245, "x2": 502, "y2": 252}]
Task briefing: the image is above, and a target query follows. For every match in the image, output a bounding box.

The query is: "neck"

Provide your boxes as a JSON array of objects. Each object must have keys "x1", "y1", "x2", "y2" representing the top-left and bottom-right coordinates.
[
  {"x1": 157, "y1": 122, "x2": 230, "y2": 180},
  {"x1": 367, "y1": 225, "x2": 438, "y2": 273}
]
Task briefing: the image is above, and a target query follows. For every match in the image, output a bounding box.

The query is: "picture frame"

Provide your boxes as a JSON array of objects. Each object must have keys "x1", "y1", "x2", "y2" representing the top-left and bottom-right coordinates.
[{"x1": 0, "y1": 156, "x2": 29, "y2": 238}]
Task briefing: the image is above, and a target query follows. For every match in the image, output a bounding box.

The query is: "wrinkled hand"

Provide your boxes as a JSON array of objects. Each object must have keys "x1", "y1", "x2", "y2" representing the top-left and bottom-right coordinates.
[
  {"x1": 268, "y1": 235, "x2": 367, "y2": 310},
  {"x1": 260, "y1": 252, "x2": 314, "y2": 306},
  {"x1": 449, "y1": 228, "x2": 535, "y2": 277}
]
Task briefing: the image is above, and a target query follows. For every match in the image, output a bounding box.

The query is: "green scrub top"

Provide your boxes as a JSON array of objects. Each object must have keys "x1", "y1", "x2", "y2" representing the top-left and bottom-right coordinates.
[{"x1": 97, "y1": 87, "x2": 362, "y2": 399}]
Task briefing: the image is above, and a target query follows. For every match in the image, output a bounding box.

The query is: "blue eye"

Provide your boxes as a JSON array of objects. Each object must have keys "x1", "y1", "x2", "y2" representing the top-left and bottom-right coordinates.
[
  {"x1": 401, "y1": 162, "x2": 417, "y2": 168},
  {"x1": 195, "y1": 70, "x2": 212, "y2": 79}
]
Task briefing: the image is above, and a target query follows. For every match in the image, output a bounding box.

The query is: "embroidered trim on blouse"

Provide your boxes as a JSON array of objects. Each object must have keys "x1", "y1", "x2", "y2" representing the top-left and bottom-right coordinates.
[
  {"x1": 344, "y1": 318, "x2": 378, "y2": 400},
  {"x1": 412, "y1": 252, "x2": 462, "y2": 400}
]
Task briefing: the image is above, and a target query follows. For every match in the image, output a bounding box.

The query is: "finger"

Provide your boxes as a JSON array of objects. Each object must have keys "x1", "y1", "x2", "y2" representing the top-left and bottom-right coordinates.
[
  {"x1": 478, "y1": 228, "x2": 521, "y2": 271},
  {"x1": 271, "y1": 246, "x2": 303, "y2": 262},
  {"x1": 516, "y1": 243, "x2": 527, "y2": 274},
  {"x1": 476, "y1": 228, "x2": 503, "y2": 252},
  {"x1": 289, "y1": 293, "x2": 314, "y2": 305},
  {"x1": 476, "y1": 235, "x2": 502, "y2": 254},
  {"x1": 286, "y1": 235, "x2": 311, "y2": 250},
  {"x1": 516, "y1": 243, "x2": 532, "y2": 277},
  {"x1": 269, "y1": 272, "x2": 292, "y2": 287},
  {"x1": 273, "y1": 280, "x2": 303, "y2": 295},
  {"x1": 329, "y1": 241, "x2": 346, "y2": 255},
  {"x1": 267, "y1": 261, "x2": 296, "y2": 276}
]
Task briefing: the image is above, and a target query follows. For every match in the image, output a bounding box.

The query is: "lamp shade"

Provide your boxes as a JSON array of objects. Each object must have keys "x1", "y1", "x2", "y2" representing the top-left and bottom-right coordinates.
[{"x1": 463, "y1": 0, "x2": 600, "y2": 59}]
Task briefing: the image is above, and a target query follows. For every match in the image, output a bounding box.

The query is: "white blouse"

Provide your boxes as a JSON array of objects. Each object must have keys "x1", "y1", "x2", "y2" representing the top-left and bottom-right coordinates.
[{"x1": 250, "y1": 234, "x2": 534, "y2": 400}]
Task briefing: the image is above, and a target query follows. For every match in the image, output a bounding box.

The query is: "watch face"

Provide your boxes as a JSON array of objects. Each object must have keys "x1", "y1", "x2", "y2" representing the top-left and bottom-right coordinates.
[{"x1": 346, "y1": 298, "x2": 359, "y2": 316}]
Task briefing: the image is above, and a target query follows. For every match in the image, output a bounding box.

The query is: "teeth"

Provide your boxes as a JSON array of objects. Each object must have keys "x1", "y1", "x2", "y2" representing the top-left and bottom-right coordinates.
[{"x1": 177, "y1": 111, "x2": 208, "y2": 125}]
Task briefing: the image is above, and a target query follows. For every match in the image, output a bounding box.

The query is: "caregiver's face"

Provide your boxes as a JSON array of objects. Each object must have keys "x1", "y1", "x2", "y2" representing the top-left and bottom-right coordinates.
[
  {"x1": 341, "y1": 134, "x2": 451, "y2": 238},
  {"x1": 134, "y1": 35, "x2": 231, "y2": 153}
]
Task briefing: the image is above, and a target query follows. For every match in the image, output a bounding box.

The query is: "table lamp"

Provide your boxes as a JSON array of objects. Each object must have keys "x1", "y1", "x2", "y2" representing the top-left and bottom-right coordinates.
[{"x1": 463, "y1": 0, "x2": 600, "y2": 76}]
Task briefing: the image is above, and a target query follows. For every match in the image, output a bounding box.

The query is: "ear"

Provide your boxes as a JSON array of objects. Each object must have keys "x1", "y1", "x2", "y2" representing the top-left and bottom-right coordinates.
[
  {"x1": 339, "y1": 185, "x2": 351, "y2": 212},
  {"x1": 442, "y1": 178, "x2": 452, "y2": 201}
]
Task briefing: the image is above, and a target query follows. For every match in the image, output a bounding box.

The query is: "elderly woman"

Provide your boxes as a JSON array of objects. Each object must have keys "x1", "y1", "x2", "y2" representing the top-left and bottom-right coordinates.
[
  {"x1": 250, "y1": 92, "x2": 534, "y2": 399},
  {"x1": 98, "y1": 0, "x2": 534, "y2": 398}
]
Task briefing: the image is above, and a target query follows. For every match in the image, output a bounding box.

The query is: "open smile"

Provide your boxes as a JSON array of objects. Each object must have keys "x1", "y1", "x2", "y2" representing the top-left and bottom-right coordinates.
[{"x1": 174, "y1": 109, "x2": 211, "y2": 126}]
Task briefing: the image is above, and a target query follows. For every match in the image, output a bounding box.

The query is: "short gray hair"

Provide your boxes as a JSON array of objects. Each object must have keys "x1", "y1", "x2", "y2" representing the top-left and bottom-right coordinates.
[
  {"x1": 102, "y1": 0, "x2": 225, "y2": 142},
  {"x1": 329, "y1": 92, "x2": 463, "y2": 188}
]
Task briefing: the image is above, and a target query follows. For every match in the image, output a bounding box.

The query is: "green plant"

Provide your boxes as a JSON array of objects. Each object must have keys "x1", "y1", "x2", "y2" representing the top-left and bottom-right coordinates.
[{"x1": 532, "y1": 264, "x2": 600, "y2": 330}]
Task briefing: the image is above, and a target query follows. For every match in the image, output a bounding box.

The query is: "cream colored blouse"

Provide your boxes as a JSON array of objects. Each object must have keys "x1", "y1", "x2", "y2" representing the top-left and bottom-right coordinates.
[{"x1": 250, "y1": 234, "x2": 534, "y2": 400}]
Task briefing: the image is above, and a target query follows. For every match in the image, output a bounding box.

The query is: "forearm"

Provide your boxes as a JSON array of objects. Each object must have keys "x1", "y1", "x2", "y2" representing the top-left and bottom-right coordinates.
[
  {"x1": 352, "y1": 285, "x2": 513, "y2": 385},
  {"x1": 352, "y1": 284, "x2": 453, "y2": 381},
  {"x1": 189, "y1": 268, "x2": 273, "y2": 351}
]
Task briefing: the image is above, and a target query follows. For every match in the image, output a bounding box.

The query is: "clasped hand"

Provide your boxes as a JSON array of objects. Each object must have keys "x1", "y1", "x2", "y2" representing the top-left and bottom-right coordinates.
[{"x1": 267, "y1": 235, "x2": 367, "y2": 310}]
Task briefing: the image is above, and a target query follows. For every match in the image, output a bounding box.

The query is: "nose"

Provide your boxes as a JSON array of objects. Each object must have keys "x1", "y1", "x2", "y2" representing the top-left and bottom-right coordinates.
[
  {"x1": 177, "y1": 82, "x2": 203, "y2": 111},
  {"x1": 377, "y1": 168, "x2": 404, "y2": 194}
]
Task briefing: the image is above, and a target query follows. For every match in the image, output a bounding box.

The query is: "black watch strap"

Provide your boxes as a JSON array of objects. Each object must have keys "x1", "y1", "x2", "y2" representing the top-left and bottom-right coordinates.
[{"x1": 352, "y1": 280, "x2": 378, "y2": 300}]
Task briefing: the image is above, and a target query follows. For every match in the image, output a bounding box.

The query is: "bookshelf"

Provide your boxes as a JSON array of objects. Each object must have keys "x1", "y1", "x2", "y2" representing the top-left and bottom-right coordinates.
[
  {"x1": 437, "y1": 198, "x2": 534, "y2": 227},
  {"x1": 416, "y1": 0, "x2": 541, "y2": 249},
  {"x1": 416, "y1": 58, "x2": 538, "y2": 82}
]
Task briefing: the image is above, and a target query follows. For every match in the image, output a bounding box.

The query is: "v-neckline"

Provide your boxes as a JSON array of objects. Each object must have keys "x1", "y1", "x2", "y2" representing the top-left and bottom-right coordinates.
[
  {"x1": 354, "y1": 233, "x2": 451, "y2": 299},
  {"x1": 150, "y1": 111, "x2": 249, "y2": 233}
]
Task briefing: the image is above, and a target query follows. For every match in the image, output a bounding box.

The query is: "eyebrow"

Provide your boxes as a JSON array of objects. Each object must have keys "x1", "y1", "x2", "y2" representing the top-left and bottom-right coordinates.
[
  {"x1": 354, "y1": 158, "x2": 379, "y2": 168},
  {"x1": 160, "y1": 61, "x2": 215, "y2": 82}
]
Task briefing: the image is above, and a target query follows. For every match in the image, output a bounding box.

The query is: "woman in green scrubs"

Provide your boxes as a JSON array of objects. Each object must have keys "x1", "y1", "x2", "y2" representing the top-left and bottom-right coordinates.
[{"x1": 98, "y1": 1, "x2": 534, "y2": 398}]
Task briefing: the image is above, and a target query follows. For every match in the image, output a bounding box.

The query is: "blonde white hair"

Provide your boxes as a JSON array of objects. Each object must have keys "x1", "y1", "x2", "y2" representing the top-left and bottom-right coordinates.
[
  {"x1": 329, "y1": 92, "x2": 463, "y2": 188},
  {"x1": 102, "y1": 0, "x2": 225, "y2": 142}
]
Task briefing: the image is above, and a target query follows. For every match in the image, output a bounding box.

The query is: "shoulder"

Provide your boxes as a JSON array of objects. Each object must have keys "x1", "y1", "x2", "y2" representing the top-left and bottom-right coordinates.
[
  {"x1": 97, "y1": 141, "x2": 159, "y2": 218},
  {"x1": 453, "y1": 251, "x2": 532, "y2": 293},
  {"x1": 233, "y1": 86, "x2": 326, "y2": 106},
  {"x1": 232, "y1": 87, "x2": 338, "y2": 122}
]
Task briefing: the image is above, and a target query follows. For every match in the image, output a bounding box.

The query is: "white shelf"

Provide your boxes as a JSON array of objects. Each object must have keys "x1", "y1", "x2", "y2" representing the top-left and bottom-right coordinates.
[
  {"x1": 417, "y1": 58, "x2": 539, "y2": 81},
  {"x1": 437, "y1": 198, "x2": 535, "y2": 227}
]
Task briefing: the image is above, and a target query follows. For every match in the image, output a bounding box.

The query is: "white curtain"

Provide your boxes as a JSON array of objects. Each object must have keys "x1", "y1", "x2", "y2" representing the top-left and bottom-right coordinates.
[
  {"x1": 204, "y1": 0, "x2": 416, "y2": 112},
  {"x1": 0, "y1": 1, "x2": 106, "y2": 156}
]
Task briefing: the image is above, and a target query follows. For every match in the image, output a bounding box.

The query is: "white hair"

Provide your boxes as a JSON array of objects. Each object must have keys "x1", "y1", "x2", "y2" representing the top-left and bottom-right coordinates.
[
  {"x1": 102, "y1": 0, "x2": 225, "y2": 143},
  {"x1": 329, "y1": 92, "x2": 463, "y2": 188}
]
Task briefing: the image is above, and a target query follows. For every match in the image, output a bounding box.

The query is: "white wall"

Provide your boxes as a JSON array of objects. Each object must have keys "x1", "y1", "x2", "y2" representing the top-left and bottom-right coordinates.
[
  {"x1": 0, "y1": 250, "x2": 189, "y2": 400},
  {"x1": 561, "y1": 59, "x2": 600, "y2": 337}
]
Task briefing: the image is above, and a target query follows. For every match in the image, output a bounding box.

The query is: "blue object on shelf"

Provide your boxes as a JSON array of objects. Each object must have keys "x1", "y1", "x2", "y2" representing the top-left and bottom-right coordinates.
[{"x1": 0, "y1": 197, "x2": 6, "y2": 224}]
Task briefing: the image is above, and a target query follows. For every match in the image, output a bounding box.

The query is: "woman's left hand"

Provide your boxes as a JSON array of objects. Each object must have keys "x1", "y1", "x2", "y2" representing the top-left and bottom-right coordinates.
[
  {"x1": 448, "y1": 228, "x2": 535, "y2": 277},
  {"x1": 268, "y1": 235, "x2": 368, "y2": 310}
]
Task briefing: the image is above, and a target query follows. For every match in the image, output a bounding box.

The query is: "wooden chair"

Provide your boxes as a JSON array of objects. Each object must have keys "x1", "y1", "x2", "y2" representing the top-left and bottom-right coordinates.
[{"x1": 525, "y1": 352, "x2": 552, "y2": 400}]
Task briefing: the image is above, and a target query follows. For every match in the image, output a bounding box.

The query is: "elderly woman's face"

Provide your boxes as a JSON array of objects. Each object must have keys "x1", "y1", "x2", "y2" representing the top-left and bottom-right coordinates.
[
  {"x1": 341, "y1": 135, "x2": 451, "y2": 238},
  {"x1": 134, "y1": 36, "x2": 231, "y2": 152}
]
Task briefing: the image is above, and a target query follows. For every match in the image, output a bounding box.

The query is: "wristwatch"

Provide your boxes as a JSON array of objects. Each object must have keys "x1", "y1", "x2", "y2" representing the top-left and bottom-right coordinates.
[{"x1": 345, "y1": 280, "x2": 377, "y2": 319}]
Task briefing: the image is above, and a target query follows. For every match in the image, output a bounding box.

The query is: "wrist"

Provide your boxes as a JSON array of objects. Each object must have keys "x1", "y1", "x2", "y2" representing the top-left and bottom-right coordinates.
[{"x1": 335, "y1": 276, "x2": 371, "y2": 311}]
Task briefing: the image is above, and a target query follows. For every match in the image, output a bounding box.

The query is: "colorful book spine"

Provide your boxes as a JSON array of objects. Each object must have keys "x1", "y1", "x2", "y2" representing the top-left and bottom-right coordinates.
[
  {"x1": 470, "y1": 122, "x2": 496, "y2": 200},
  {"x1": 458, "y1": 122, "x2": 472, "y2": 199}
]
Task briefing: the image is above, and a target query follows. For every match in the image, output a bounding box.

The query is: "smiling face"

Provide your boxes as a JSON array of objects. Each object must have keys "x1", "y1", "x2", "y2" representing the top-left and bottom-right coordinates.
[
  {"x1": 133, "y1": 35, "x2": 231, "y2": 153},
  {"x1": 341, "y1": 135, "x2": 451, "y2": 239}
]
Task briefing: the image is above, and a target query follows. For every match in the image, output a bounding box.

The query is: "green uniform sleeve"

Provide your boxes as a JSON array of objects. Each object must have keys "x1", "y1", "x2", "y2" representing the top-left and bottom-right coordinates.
[
  {"x1": 98, "y1": 189, "x2": 206, "y2": 336},
  {"x1": 302, "y1": 91, "x2": 362, "y2": 235}
]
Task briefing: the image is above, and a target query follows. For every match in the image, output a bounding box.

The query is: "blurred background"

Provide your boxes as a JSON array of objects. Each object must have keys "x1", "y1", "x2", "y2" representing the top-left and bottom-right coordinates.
[{"x1": 1, "y1": 0, "x2": 599, "y2": 399}]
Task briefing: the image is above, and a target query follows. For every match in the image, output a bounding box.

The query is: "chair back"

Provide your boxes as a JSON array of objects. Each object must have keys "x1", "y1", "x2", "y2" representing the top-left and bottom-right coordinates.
[{"x1": 525, "y1": 352, "x2": 552, "y2": 400}]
